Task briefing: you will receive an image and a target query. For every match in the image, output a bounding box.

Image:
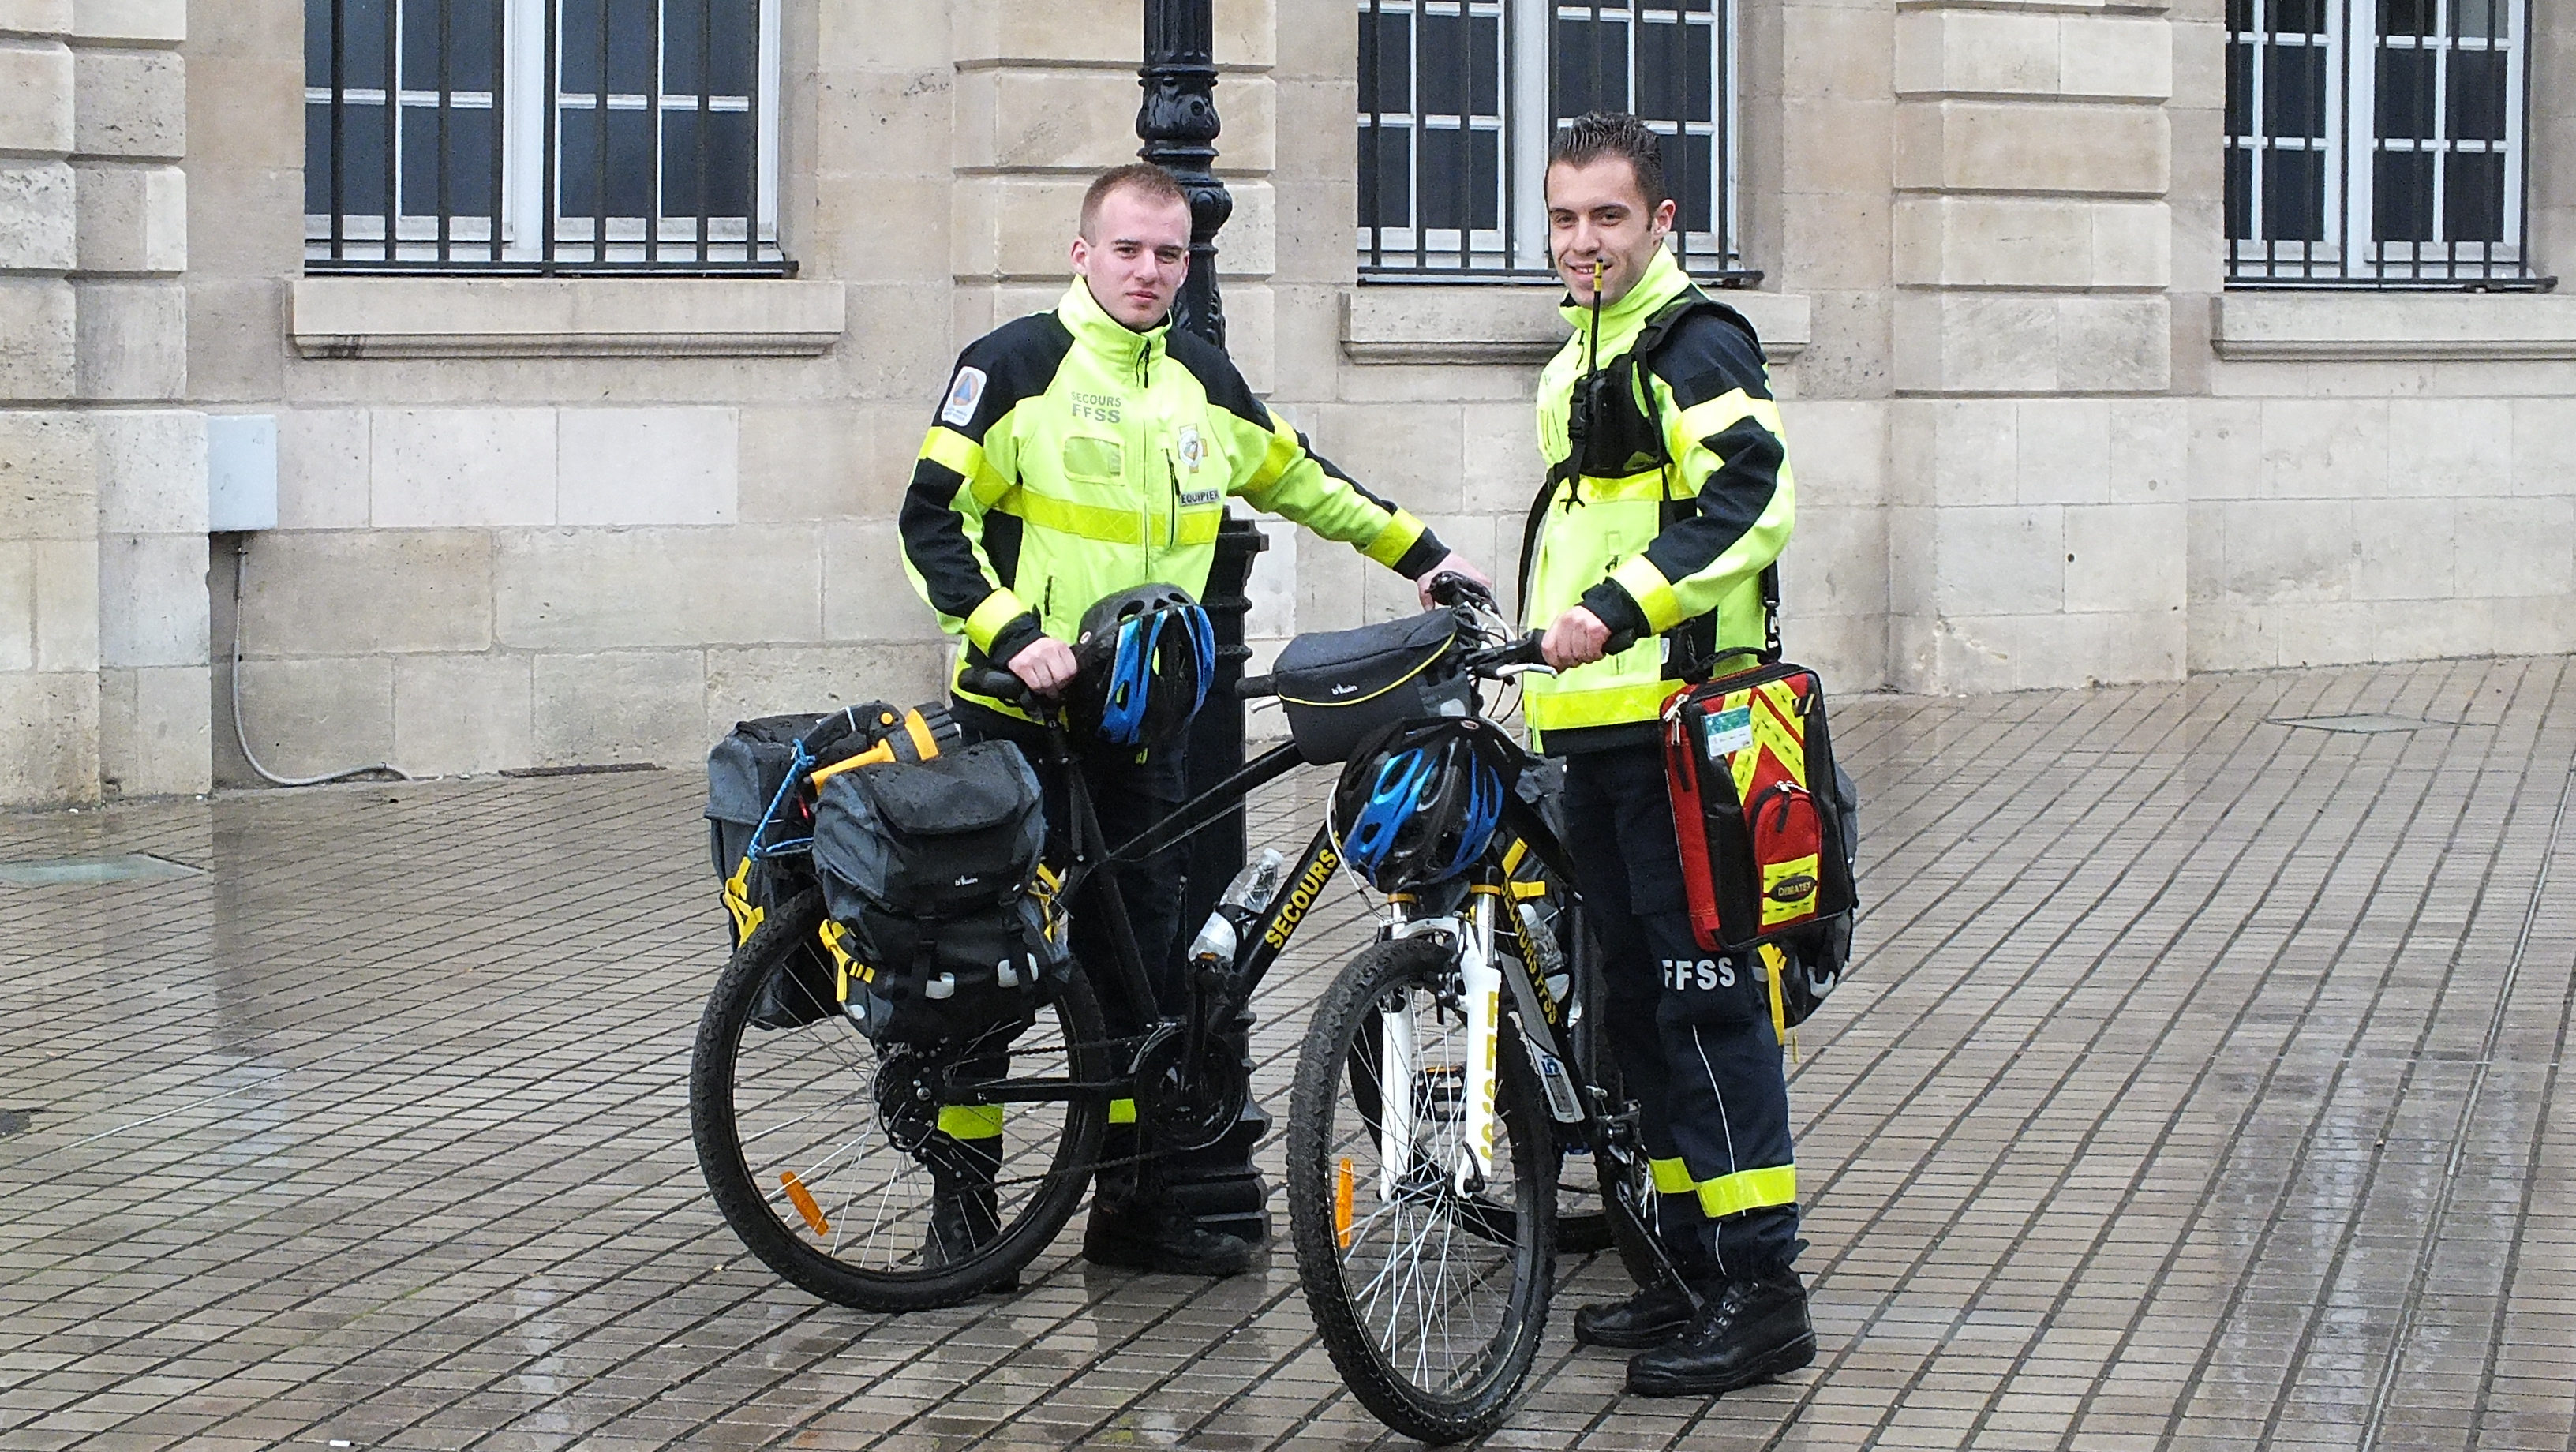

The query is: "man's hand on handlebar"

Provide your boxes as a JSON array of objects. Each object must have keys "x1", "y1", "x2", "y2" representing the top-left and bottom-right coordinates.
[
  {"x1": 1417, "y1": 553, "x2": 1496, "y2": 611},
  {"x1": 1541, "y1": 606, "x2": 1615, "y2": 671},
  {"x1": 1006, "y1": 636, "x2": 1079, "y2": 697}
]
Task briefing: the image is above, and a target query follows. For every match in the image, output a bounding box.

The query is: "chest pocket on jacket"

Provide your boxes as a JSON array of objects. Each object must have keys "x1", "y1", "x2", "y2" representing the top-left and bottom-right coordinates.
[{"x1": 1062, "y1": 435, "x2": 1124, "y2": 485}]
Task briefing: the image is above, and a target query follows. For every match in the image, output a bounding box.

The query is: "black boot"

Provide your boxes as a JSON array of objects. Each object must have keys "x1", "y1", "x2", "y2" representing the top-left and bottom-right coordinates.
[
  {"x1": 1574, "y1": 1278, "x2": 1697, "y2": 1349},
  {"x1": 1625, "y1": 1274, "x2": 1814, "y2": 1397},
  {"x1": 1081, "y1": 1197, "x2": 1252, "y2": 1277},
  {"x1": 925, "y1": 1136, "x2": 1017, "y2": 1292}
]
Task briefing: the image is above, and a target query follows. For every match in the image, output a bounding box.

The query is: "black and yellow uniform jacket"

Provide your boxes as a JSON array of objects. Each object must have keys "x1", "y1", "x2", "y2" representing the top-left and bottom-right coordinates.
[
  {"x1": 1522, "y1": 246, "x2": 1795, "y2": 754},
  {"x1": 901, "y1": 279, "x2": 1450, "y2": 717}
]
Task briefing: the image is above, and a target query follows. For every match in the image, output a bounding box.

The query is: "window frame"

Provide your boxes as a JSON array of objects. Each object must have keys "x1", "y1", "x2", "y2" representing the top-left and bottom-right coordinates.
[
  {"x1": 1357, "y1": 0, "x2": 1752, "y2": 286},
  {"x1": 2225, "y1": 0, "x2": 2541, "y2": 290},
  {"x1": 305, "y1": 0, "x2": 790, "y2": 276}
]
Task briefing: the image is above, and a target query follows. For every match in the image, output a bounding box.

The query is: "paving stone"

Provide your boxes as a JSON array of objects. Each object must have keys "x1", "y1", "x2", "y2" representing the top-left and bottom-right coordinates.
[{"x1": 2, "y1": 657, "x2": 2574, "y2": 1448}]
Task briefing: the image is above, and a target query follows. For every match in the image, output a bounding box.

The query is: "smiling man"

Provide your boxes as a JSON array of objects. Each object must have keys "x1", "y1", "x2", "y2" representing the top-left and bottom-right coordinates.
[
  {"x1": 1515, "y1": 114, "x2": 1808, "y2": 1398},
  {"x1": 900, "y1": 163, "x2": 1488, "y2": 1278}
]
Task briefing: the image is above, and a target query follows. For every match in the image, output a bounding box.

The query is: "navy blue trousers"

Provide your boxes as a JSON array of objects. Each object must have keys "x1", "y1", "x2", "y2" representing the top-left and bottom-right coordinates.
[{"x1": 1563, "y1": 743, "x2": 1799, "y2": 1283}]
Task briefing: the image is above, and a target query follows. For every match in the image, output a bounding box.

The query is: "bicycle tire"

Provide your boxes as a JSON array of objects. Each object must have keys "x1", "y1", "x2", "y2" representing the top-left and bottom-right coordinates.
[
  {"x1": 690, "y1": 888, "x2": 1109, "y2": 1312},
  {"x1": 1286, "y1": 935, "x2": 1555, "y2": 1444}
]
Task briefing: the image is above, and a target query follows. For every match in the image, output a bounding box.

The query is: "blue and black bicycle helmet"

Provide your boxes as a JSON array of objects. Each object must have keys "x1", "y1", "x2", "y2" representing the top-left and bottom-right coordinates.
[
  {"x1": 1334, "y1": 719, "x2": 1507, "y2": 893},
  {"x1": 1071, "y1": 583, "x2": 1217, "y2": 749}
]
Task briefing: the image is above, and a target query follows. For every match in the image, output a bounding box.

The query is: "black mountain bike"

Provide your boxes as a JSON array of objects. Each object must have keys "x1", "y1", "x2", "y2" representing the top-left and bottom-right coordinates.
[{"x1": 688, "y1": 598, "x2": 1675, "y2": 1452}]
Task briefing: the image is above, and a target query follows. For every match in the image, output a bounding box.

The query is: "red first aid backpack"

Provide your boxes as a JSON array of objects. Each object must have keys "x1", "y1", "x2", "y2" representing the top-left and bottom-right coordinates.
[{"x1": 1659, "y1": 589, "x2": 1860, "y2": 1027}]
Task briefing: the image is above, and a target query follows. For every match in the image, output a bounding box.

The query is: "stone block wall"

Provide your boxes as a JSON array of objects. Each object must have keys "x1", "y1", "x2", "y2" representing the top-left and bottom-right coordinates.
[
  {"x1": 2, "y1": 0, "x2": 204, "y2": 806},
  {"x1": 6, "y1": 0, "x2": 2573, "y2": 803}
]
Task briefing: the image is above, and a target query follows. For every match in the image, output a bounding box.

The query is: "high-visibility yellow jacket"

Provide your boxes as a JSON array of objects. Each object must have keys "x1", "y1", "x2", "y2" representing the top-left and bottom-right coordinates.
[
  {"x1": 901, "y1": 279, "x2": 1448, "y2": 718},
  {"x1": 1521, "y1": 247, "x2": 1795, "y2": 754}
]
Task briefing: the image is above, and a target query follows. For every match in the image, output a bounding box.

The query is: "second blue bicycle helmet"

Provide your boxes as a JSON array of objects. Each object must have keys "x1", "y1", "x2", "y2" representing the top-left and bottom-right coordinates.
[
  {"x1": 1071, "y1": 583, "x2": 1217, "y2": 749},
  {"x1": 1334, "y1": 718, "x2": 1508, "y2": 893}
]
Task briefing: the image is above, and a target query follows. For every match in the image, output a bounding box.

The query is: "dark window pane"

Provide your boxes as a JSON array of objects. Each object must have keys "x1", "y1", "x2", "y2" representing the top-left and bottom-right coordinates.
[
  {"x1": 665, "y1": 0, "x2": 760, "y2": 97},
  {"x1": 311, "y1": 0, "x2": 391, "y2": 92},
  {"x1": 400, "y1": 0, "x2": 500, "y2": 92},
  {"x1": 2261, "y1": 147, "x2": 2324, "y2": 239},
  {"x1": 1637, "y1": 17, "x2": 1685, "y2": 120},
  {"x1": 1419, "y1": 10, "x2": 1469, "y2": 117},
  {"x1": 2447, "y1": 49, "x2": 2507, "y2": 140},
  {"x1": 2444, "y1": 150, "x2": 2504, "y2": 241},
  {"x1": 560, "y1": 0, "x2": 656, "y2": 95},
  {"x1": 1361, "y1": 9, "x2": 1410, "y2": 115},
  {"x1": 558, "y1": 104, "x2": 654, "y2": 218},
  {"x1": 1555, "y1": 17, "x2": 1628, "y2": 118},
  {"x1": 2226, "y1": 38, "x2": 2253, "y2": 134},
  {"x1": 1664, "y1": 129, "x2": 1714, "y2": 234},
  {"x1": 399, "y1": 103, "x2": 500, "y2": 215},
  {"x1": 2228, "y1": 0, "x2": 2251, "y2": 33},
  {"x1": 1472, "y1": 14, "x2": 1500, "y2": 117},
  {"x1": 2269, "y1": 0, "x2": 2322, "y2": 34},
  {"x1": 2263, "y1": 40, "x2": 2325, "y2": 138},
  {"x1": 2376, "y1": 47, "x2": 2433, "y2": 137},
  {"x1": 1418, "y1": 125, "x2": 1498, "y2": 231},
  {"x1": 661, "y1": 108, "x2": 753, "y2": 218},
  {"x1": 2374, "y1": 148, "x2": 2434, "y2": 238},
  {"x1": 2379, "y1": 0, "x2": 2434, "y2": 36},
  {"x1": 1358, "y1": 122, "x2": 1410, "y2": 229},
  {"x1": 2225, "y1": 145, "x2": 2252, "y2": 238},
  {"x1": 309, "y1": 100, "x2": 389, "y2": 215},
  {"x1": 2450, "y1": 0, "x2": 2499, "y2": 39}
]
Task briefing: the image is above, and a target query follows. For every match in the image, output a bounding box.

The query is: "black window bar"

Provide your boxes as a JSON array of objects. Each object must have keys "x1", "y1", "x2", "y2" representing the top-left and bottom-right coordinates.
[
  {"x1": 305, "y1": 0, "x2": 790, "y2": 275},
  {"x1": 1358, "y1": 0, "x2": 1756, "y2": 286},
  {"x1": 2225, "y1": 0, "x2": 2551, "y2": 290}
]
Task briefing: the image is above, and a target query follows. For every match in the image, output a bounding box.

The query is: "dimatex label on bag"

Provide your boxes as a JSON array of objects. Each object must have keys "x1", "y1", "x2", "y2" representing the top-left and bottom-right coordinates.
[{"x1": 1702, "y1": 704, "x2": 1754, "y2": 760}]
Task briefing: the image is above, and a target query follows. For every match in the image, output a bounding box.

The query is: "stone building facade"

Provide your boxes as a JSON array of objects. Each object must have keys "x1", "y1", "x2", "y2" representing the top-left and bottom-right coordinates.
[{"x1": 2, "y1": 0, "x2": 2572, "y2": 806}]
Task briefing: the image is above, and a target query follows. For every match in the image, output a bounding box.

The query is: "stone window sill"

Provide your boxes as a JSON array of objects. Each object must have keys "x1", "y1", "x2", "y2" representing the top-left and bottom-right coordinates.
[
  {"x1": 289, "y1": 277, "x2": 847, "y2": 359},
  {"x1": 2213, "y1": 291, "x2": 2576, "y2": 361},
  {"x1": 1342, "y1": 285, "x2": 1810, "y2": 365}
]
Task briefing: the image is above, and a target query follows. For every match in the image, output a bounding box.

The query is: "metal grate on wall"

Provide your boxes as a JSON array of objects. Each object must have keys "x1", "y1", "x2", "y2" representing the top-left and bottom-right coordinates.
[
  {"x1": 2225, "y1": 0, "x2": 2548, "y2": 289},
  {"x1": 1357, "y1": 0, "x2": 1754, "y2": 286},
  {"x1": 304, "y1": 0, "x2": 788, "y2": 274}
]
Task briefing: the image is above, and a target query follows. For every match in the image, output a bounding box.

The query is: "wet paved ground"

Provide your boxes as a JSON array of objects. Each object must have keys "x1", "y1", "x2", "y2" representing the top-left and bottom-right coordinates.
[{"x1": 4, "y1": 657, "x2": 2574, "y2": 1452}]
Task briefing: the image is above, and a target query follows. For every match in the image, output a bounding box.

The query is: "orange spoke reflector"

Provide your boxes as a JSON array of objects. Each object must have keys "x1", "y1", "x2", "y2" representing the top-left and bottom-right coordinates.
[
  {"x1": 1336, "y1": 1158, "x2": 1355, "y2": 1248},
  {"x1": 781, "y1": 1171, "x2": 831, "y2": 1237}
]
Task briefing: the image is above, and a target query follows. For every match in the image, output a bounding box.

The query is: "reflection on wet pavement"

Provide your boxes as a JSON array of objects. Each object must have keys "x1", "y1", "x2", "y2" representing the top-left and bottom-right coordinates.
[{"x1": 3, "y1": 657, "x2": 2572, "y2": 1450}]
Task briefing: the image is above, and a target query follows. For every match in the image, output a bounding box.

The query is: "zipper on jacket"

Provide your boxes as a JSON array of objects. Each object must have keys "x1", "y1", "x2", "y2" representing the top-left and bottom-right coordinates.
[{"x1": 1166, "y1": 445, "x2": 1182, "y2": 554}]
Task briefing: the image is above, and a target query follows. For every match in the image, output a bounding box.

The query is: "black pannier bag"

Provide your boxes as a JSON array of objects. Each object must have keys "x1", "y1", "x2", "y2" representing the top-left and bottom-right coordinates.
[
  {"x1": 826, "y1": 894, "x2": 1068, "y2": 1045},
  {"x1": 1271, "y1": 609, "x2": 1472, "y2": 765},
  {"x1": 813, "y1": 741, "x2": 1056, "y2": 1044},
  {"x1": 811, "y1": 741, "x2": 1044, "y2": 919},
  {"x1": 707, "y1": 702, "x2": 922, "y2": 1031},
  {"x1": 706, "y1": 712, "x2": 828, "y2": 950}
]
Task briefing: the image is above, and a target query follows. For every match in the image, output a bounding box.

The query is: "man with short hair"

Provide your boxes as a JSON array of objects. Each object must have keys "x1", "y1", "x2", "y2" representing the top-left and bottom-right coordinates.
[
  {"x1": 901, "y1": 162, "x2": 1488, "y2": 1277},
  {"x1": 1518, "y1": 114, "x2": 1810, "y2": 1395}
]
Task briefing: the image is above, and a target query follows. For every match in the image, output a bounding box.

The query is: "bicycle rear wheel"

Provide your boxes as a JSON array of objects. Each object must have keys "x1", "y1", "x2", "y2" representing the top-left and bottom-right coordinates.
[
  {"x1": 1286, "y1": 935, "x2": 1555, "y2": 1444},
  {"x1": 690, "y1": 889, "x2": 1108, "y2": 1312}
]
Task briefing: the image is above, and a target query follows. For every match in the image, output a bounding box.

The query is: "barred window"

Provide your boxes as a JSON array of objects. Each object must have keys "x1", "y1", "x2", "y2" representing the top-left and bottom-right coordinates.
[
  {"x1": 1357, "y1": 0, "x2": 1749, "y2": 283},
  {"x1": 304, "y1": 0, "x2": 786, "y2": 273},
  {"x1": 2226, "y1": 0, "x2": 2538, "y2": 287}
]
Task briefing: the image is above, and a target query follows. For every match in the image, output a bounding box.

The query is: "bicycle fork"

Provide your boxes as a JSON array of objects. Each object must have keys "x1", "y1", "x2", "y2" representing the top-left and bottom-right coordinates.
[{"x1": 1387, "y1": 889, "x2": 1507, "y2": 1195}]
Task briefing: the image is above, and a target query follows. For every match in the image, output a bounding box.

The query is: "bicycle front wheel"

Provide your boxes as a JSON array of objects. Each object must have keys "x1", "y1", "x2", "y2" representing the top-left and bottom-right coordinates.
[
  {"x1": 690, "y1": 889, "x2": 1109, "y2": 1312},
  {"x1": 1286, "y1": 935, "x2": 1556, "y2": 1444}
]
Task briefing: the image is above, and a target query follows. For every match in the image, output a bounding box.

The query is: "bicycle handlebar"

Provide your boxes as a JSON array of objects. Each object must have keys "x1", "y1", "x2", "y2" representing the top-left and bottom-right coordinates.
[{"x1": 957, "y1": 664, "x2": 1037, "y2": 709}]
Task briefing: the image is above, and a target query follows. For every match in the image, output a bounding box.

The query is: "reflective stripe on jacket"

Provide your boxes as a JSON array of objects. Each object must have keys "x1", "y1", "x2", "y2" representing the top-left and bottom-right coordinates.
[
  {"x1": 1522, "y1": 247, "x2": 1795, "y2": 754},
  {"x1": 900, "y1": 279, "x2": 1447, "y2": 718}
]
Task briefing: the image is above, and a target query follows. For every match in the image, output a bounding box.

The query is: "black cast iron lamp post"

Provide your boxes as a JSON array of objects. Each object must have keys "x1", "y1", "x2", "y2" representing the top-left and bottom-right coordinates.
[{"x1": 1137, "y1": 0, "x2": 1273, "y2": 1241}]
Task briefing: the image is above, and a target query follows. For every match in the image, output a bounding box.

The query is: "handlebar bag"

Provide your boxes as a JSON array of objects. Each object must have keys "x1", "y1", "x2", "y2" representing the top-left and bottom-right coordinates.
[
  {"x1": 1660, "y1": 662, "x2": 1858, "y2": 990},
  {"x1": 1271, "y1": 609, "x2": 1472, "y2": 765},
  {"x1": 812, "y1": 739, "x2": 1044, "y2": 920}
]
